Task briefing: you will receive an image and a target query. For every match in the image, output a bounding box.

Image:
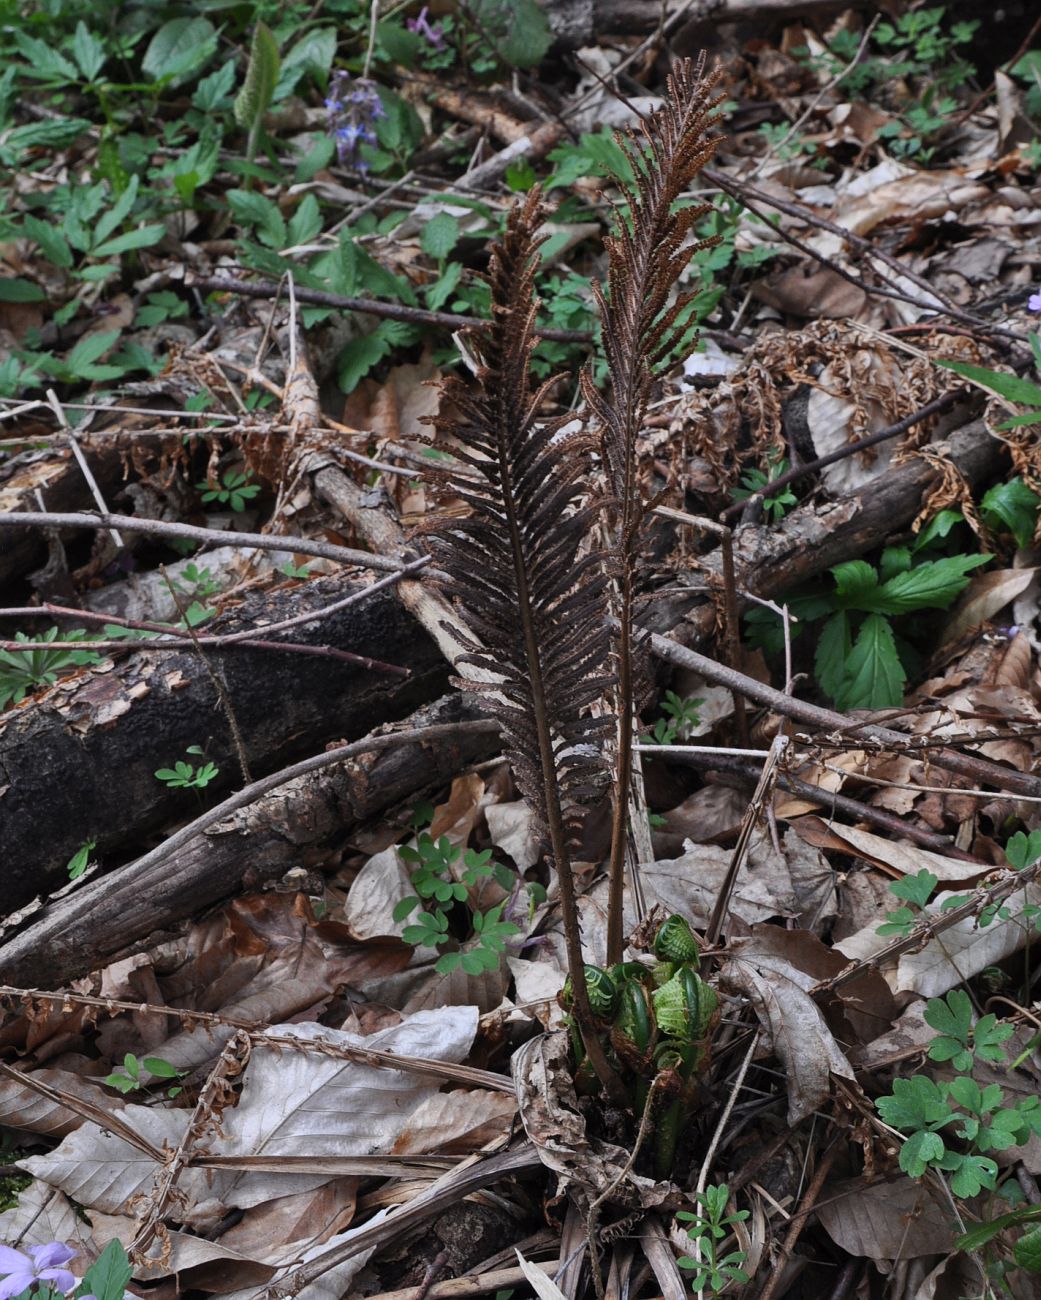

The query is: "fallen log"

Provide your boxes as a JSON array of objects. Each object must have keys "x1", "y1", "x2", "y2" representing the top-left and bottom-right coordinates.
[
  {"x1": 0, "y1": 570, "x2": 448, "y2": 908},
  {"x1": 0, "y1": 695, "x2": 499, "y2": 988}
]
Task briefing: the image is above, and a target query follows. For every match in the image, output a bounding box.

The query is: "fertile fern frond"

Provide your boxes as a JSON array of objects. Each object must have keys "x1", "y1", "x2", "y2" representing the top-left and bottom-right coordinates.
[
  {"x1": 426, "y1": 186, "x2": 613, "y2": 836},
  {"x1": 585, "y1": 56, "x2": 724, "y2": 965}
]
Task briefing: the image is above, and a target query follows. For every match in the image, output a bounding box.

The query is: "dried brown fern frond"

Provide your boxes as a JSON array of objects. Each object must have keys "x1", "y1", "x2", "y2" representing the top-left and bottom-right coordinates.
[
  {"x1": 582, "y1": 55, "x2": 725, "y2": 964},
  {"x1": 426, "y1": 188, "x2": 622, "y2": 1097}
]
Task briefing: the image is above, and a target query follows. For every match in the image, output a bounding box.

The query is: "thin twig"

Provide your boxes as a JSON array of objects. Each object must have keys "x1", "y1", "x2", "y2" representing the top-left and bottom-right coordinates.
[{"x1": 0, "y1": 509, "x2": 429, "y2": 576}]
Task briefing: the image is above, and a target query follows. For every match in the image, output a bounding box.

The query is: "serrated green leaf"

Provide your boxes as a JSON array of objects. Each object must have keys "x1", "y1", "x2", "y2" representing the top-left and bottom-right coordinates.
[
  {"x1": 836, "y1": 612, "x2": 904, "y2": 710},
  {"x1": 287, "y1": 193, "x2": 322, "y2": 246},
  {"x1": 1006, "y1": 829, "x2": 1041, "y2": 870},
  {"x1": 912, "y1": 509, "x2": 964, "y2": 552},
  {"x1": 981, "y1": 478, "x2": 1040, "y2": 548},
  {"x1": 937, "y1": 358, "x2": 1041, "y2": 407},
  {"x1": 65, "y1": 329, "x2": 121, "y2": 372},
  {"x1": 831, "y1": 559, "x2": 879, "y2": 607},
  {"x1": 814, "y1": 610, "x2": 849, "y2": 702},
  {"x1": 6, "y1": 117, "x2": 94, "y2": 154},
  {"x1": 194, "y1": 60, "x2": 237, "y2": 111},
  {"x1": 234, "y1": 22, "x2": 281, "y2": 132},
  {"x1": 547, "y1": 129, "x2": 637, "y2": 189},
  {"x1": 867, "y1": 553, "x2": 991, "y2": 614},
  {"x1": 227, "y1": 189, "x2": 286, "y2": 247},
  {"x1": 421, "y1": 212, "x2": 461, "y2": 261},
  {"x1": 338, "y1": 332, "x2": 392, "y2": 393},
  {"x1": 80, "y1": 1239, "x2": 133, "y2": 1300},
  {"x1": 93, "y1": 224, "x2": 166, "y2": 258},
  {"x1": 276, "y1": 27, "x2": 335, "y2": 98},
  {"x1": 71, "y1": 21, "x2": 106, "y2": 82},
  {"x1": 900, "y1": 1129, "x2": 945, "y2": 1177},
  {"x1": 12, "y1": 31, "x2": 77, "y2": 80},
  {"x1": 0, "y1": 278, "x2": 45, "y2": 302},
  {"x1": 891, "y1": 869, "x2": 937, "y2": 908},
  {"x1": 924, "y1": 989, "x2": 972, "y2": 1043}
]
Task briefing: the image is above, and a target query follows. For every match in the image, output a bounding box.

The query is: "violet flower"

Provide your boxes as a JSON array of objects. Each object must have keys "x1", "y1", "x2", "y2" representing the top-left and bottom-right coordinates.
[
  {"x1": 407, "y1": 6, "x2": 445, "y2": 49},
  {"x1": 1028, "y1": 290, "x2": 1041, "y2": 313},
  {"x1": 0, "y1": 1242, "x2": 77, "y2": 1299},
  {"x1": 325, "y1": 70, "x2": 385, "y2": 172}
]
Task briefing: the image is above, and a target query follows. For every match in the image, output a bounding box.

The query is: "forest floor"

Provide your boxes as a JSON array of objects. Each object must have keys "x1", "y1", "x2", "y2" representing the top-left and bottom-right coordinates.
[{"x1": 3, "y1": 1, "x2": 1041, "y2": 1298}]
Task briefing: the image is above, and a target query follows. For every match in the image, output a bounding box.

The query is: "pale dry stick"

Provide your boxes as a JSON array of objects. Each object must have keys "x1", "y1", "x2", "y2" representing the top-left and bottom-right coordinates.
[
  {"x1": 744, "y1": 592, "x2": 795, "y2": 695},
  {"x1": 44, "y1": 388, "x2": 125, "y2": 549},
  {"x1": 645, "y1": 628, "x2": 1041, "y2": 800},
  {"x1": 0, "y1": 984, "x2": 514, "y2": 1092},
  {"x1": 690, "y1": 1029, "x2": 760, "y2": 1300},
  {"x1": 749, "y1": 17, "x2": 880, "y2": 180},
  {"x1": 0, "y1": 397, "x2": 240, "y2": 423},
  {"x1": 0, "y1": 509, "x2": 422, "y2": 576},
  {"x1": 349, "y1": 1262, "x2": 556, "y2": 1300},
  {"x1": 0, "y1": 559, "x2": 428, "y2": 652},
  {"x1": 819, "y1": 760, "x2": 1041, "y2": 805},
  {"x1": 0, "y1": 1058, "x2": 165, "y2": 1162},
  {"x1": 705, "y1": 735, "x2": 790, "y2": 950}
]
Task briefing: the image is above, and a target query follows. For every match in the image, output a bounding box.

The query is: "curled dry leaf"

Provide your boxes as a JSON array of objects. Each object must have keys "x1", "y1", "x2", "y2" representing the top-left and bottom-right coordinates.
[
  {"x1": 719, "y1": 928, "x2": 858, "y2": 1124},
  {"x1": 512, "y1": 1031, "x2": 679, "y2": 1211}
]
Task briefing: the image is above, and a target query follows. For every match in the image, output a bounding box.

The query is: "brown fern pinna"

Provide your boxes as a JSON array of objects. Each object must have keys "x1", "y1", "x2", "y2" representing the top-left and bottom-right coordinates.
[
  {"x1": 583, "y1": 56, "x2": 725, "y2": 965},
  {"x1": 426, "y1": 188, "x2": 623, "y2": 1098}
]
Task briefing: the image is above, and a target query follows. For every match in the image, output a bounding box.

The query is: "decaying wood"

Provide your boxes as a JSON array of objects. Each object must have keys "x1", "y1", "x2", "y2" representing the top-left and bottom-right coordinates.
[
  {"x1": 0, "y1": 570, "x2": 449, "y2": 909},
  {"x1": 0, "y1": 696, "x2": 500, "y2": 988}
]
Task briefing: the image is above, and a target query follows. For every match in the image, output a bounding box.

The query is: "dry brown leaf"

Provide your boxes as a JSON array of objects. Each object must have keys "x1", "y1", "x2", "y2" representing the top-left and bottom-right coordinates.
[
  {"x1": 816, "y1": 1176, "x2": 954, "y2": 1259},
  {"x1": 941, "y1": 567, "x2": 1038, "y2": 646}
]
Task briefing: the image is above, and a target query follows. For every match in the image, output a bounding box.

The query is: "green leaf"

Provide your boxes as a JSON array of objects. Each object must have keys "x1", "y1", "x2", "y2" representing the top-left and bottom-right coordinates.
[
  {"x1": 869, "y1": 553, "x2": 991, "y2": 614},
  {"x1": 338, "y1": 333, "x2": 392, "y2": 393},
  {"x1": 421, "y1": 212, "x2": 461, "y2": 261},
  {"x1": 234, "y1": 22, "x2": 281, "y2": 132},
  {"x1": 142, "y1": 17, "x2": 217, "y2": 86},
  {"x1": 142, "y1": 1056, "x2": 179, "y2": 1078},
  {"x1": 71, "y1": 21, "x2": 106, "y2": 82},
  {"x1": 1014, "y1": 1224, "x2": 1041, "y2": 1273},
  {"x1": 0, "y1": 278, "x2": 45, "y2": 302},
  {"x1": 93, "y1": 224, "x2": 166, "y2": 258},
  {"x1": 891, "y1": 869, "x2": 938, "y2": 909},
  {"x1": 877, "y1": 1074, "x2": 951, "y2": 1131},
  {"x1": 424, "y1": 260, "x2": 463, "y2": 311},
  {"x1": 194, "y1": 60, "x2": 237, "y2": 111},
  {"x1": 981, "y1": 478, "x2": 1040, "y2": 548},
  {"x1": 936, "y1": 357, "x2": 1041, "y2": 407},
  {"x1": 945, "y1": 1151, "x2": 998, "y2": 1198},
  {"x1": 287, "y1": 194, "x2": 322, "y2": 246},
  {"x1": 814, "y1": 610, "x2": 850, "y2": 702},
  {"x1": 831, "y1": 559, "x2": 880, "y2": 607},
  {"x1": 548, "y1": 129, "x2": 637, "y2": 189},
  {"x1": 470, "y1": 0, "x2": 553, "y2": 69},
  {"x1": 94, "y1": 174, "x2": 140, "y2": 246},
  {"x1": 900, "y1": 1129, "x2": 945, "y2": 1178},
  {"x1": 227, "y1": 189, "x2": 287, "y2": 248},
  {"x1": 277, "y1": 27, "x2": 335, "y2": 98},
  {"x1": 65, "y1": 329, "x2": 121, "y2": 377},
  {"x1": 836, "y1": 612, "x2": 905, "y2": 710},
  {"x1": 6, "y1": 117, "x2": 94, "y2": 154},
  {"x1": 378, "y1": 21, "x2": 423, "y2": 68},
  {"x1": 1006, "y1": 829, "x2": 1041, "y2": 870},
  {"x1": 924, "y1": 988, "x2": 972, "y2": 1042},
  {"x1": 80, "y1": 1239, "x2": 133, "y2": 1300},
  {"x1": 912, "y1": 508, "x2": 963, "y2": 552},
  {"x1": 12, "y1": 31, "x2": 77, "y2": 80}
]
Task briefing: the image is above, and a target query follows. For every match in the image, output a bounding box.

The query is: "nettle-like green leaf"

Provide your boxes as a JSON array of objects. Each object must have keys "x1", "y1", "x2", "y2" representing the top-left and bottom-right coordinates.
[
  {"x1": 836, "y1": 612, "x2": 905, "y2": 710},
  {"x1": 12, "y1": 30, "x2": 77, "y2": 81},
  {"x1": 227, "y1": 189, "x2": 286, "y2": 248},
  {"x1": 71, "y1": 20, "x2": 106, "y2": 83},
  {"x1": 1015, "y1": 1225, "x2": 1041, "y2": 1273},
  {"x1": 867, "y1": 553, "x2": 990, "y2": 614},
  {"x1": 287, "y1": 194, "x2": 322, "y2": 246},
  {"x1": 981, "y1": 478, "x2": 1040, "y2": 548},
  {"x1": 276, "y1": 27, "x2": 335, "y2": 99},
  {"x1": 831, "y1": 559, "x2": 880, "y2": 606},
  {"x1": 547, "y1": 129, "x2": 638, "y2": 190},
  {"x1": 937, "y1": 357, "x2": 1041, "y2": 408},
  {"x1": 814, "y1": 610, "x2": 850, "y2": 703},
  {"x1": 912, "y1": 508, "x2": 964, "y2": 552},
  {"x1": 877, "y1": 1074, "x2": 951, "y2": 1131},
  {"x1": 234, "y1": 22, "x2": 281, "y2": 134},
  {"x1": 421, "y1": 212, "x2": 461, "y2": 261},
  {"x1": 194, "y1": 61, "x2": 237, "y2": 112}
]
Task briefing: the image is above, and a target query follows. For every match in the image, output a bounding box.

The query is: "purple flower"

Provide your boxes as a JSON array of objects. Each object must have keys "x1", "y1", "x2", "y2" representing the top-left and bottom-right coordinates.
[
  {"x1": 325, "y1": 71, "x2": 385, "y2": 169},
  {"x1": 0, "y1": 1242, "x2": 78, "y2": 1299},
  {"x1": 1029, "y1": 291, "x2": 1041, "y2": 313},
  {"x1": 407, "y1": 6, "x2": 445, "y2": 49}
]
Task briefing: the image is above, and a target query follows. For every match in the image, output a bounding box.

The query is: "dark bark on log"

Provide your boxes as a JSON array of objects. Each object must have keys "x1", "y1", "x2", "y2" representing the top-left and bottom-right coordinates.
[
  {"x1": 0, "y1": 571, "x2": 448, "y2": 908},
  {"x1": 0, "y1": 695, "x2": 498, "y2": 989},
  {"x1": 546, "y1": 0, "x2": 872, "y2": 46}
]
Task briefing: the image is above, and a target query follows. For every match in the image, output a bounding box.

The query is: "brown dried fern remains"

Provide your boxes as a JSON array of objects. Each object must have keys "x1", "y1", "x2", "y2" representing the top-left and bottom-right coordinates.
[
  {"x1": 582, "y1": 56, "x2": 724, "y2": 964},
  {"x1": 427, "y1": 189, "x2": 623, "y2": 1099}
]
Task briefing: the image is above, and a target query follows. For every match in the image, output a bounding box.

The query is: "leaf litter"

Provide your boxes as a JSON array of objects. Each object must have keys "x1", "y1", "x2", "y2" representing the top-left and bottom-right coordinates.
[{"x1": 5, "y1": 3, "x2": 1041, "y2": 1298}]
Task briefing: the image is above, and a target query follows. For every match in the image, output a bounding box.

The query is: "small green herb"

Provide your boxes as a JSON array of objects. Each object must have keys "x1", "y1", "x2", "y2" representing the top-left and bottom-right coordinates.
[{"x1": 676, "y1": 1184, "x2": 750, "y2": 1295}]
